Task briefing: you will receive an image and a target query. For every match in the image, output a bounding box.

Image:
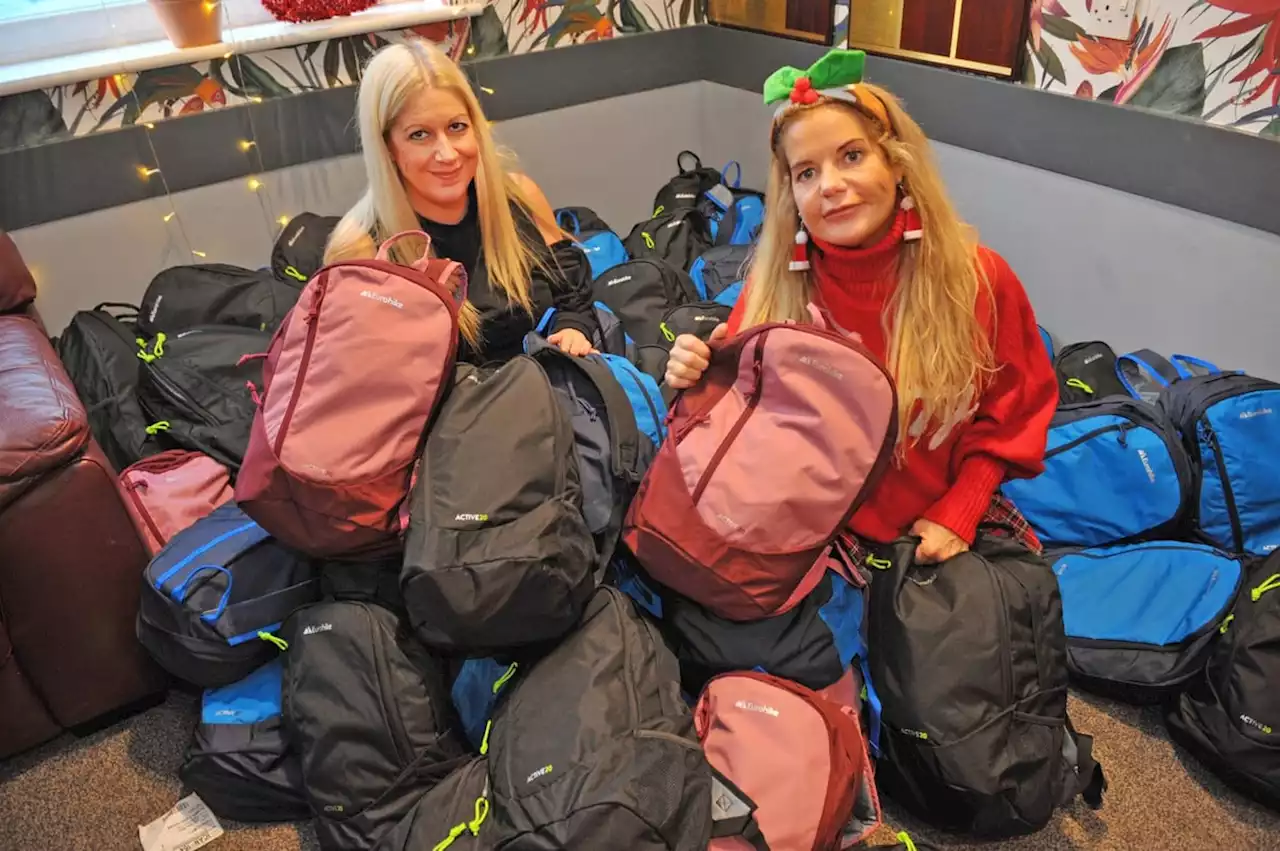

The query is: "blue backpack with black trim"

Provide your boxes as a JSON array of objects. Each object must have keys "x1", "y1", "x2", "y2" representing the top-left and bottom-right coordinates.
[
  {"x1": 1157, "y1": 366, "x2": 1280, "y2": 555},
  {"x1": 1002, "y1": 397, "x2": 1192, "y2": 548},
  {"x1": 1051, "y1": 541, "x2": 1244, "y2": 703},
  {"x1": 137, "y1": 501, "x2": 320, "y2": 687},
  {"x1": 1117, "y1": 348, "x2": 1220, "y2": 404},
  {"x1": 555, "y1": 206, "x2": 628, "y2": 279},
  {"x1": 688, "y1": 243, "x2": 751, "y2": 307}
]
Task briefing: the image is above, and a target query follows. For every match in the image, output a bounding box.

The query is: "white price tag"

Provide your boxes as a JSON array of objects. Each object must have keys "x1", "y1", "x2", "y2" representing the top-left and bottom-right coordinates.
[{"x1": 138, "y1": 793, "x2": 224, "y2": 851}]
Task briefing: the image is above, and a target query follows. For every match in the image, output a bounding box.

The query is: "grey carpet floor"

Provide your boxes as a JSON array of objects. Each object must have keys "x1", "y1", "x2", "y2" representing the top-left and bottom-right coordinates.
[{"x1": 1, "y1": 689, "x2": 1277, "y2": 851}]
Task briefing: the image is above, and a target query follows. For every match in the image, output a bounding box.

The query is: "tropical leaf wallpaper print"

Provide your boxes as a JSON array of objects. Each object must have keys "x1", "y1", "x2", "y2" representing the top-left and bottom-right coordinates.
[
  {"x1": 1026, "y1": 0, "x2": 1280, "y2": 136},
  {"x1": 0, "y1": 0, "x2": 692, "y2": 151}
]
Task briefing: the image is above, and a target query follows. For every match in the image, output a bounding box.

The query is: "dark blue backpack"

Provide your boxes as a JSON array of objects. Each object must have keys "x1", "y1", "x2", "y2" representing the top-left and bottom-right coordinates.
[
  {"x1": 180, "y1": 658, "x2": 309, "y2": 822},
  {"x1": 1051, "y1": 542, "x2": 1244, "y2": 703},
  {"x1": 1002, "y1": 398, "x2": 1192, "y2": 548},
  {"x1": 451, "y1": 656, "x2": 519, "y2": 752},
  {"x1": 1159, "y1": 369, "x2": 1280, "y2": 555},
  {"x1": 1117, "y1": 348, "x2": 1220, "y2": 404},
  {"x1": 703, "y1": 162, "x2": 765, "y2": 247},
  {"x1": 137, "y1": 501, "x2": 320, "y2": 687},
  {"x1": 555, "y1": 207, "x2": 628, "y2": 280}
]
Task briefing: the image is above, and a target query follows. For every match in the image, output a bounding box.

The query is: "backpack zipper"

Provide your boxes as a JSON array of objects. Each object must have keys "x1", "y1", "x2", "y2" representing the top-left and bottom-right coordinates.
[
  {"x1": 1044, "y1": 422, "x2": 1133, "y2": 460},
  {"x1": 274, "y1": 280, "x2": 327, "y2": 456},
  {"x1": 121, "y1": 478, "x2": 166, "y2": 546},
  {"x1": 986, "y1": 560, "x2": 1015, "y2": 709},
  {"x1": 691, "y1": 334, "x2": 766, "y2": 504},
  {"x1": 366, "y1": 604, "x2": 414, "y2": 769},
  {"x1": 1199, "y1": 420, "x2": 1243, "y2": 552},
  {"x1": 614, "y1": 592, "x2": 640, "y2": 728},
  {"x1": 144, "y1": 362, "x2": 220, "y2": 427}
]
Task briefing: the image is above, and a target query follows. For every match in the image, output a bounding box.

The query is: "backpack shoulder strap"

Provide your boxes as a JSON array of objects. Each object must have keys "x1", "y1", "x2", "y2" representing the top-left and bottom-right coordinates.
[{"x1": 1170, "y1": 353, "x2": 1222, "y2": 378}]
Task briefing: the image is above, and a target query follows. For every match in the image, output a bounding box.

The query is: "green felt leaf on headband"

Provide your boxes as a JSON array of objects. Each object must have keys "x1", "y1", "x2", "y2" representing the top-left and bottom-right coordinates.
[{"x1": 762, "y1": 49, "x2": 868, "y2": 105}]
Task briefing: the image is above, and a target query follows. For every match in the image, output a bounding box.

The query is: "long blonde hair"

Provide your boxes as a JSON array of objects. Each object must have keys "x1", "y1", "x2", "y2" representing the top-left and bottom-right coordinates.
[
  {"x1": 744, "y1": 84, "x2": 994, "y2": 447},
  {"x1": 324, "y1": 41, "x2": 550, "y2": 347}
]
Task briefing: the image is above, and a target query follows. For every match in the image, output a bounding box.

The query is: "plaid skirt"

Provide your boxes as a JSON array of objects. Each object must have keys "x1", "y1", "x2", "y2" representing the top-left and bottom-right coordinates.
[{"x1": 840, "y1": 492, "x2": 1042, "y2": 565}]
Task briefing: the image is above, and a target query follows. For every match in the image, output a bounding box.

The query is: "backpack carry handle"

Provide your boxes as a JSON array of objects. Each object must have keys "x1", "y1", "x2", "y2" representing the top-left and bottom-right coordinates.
[
  {"x1": 376, "y1": 229, "x2": 432, "y2": 263},
  {"x1": 721, "y1": 160, "x2": 743, "y2": 189},
  {"x1": 1171, "y1": 353, "x2": 1221, "y2": 378},
  {"x1": 677, "y1": 150, "x2": 702, "y2": 174},
  {"x1": 376, "y1": 230, "x2": 470, "y2": 308},
  {"x1": 556, "y1": 209, "x2": 581, "y2": 235},
  {"x1": 169, "y1": 564, "x2": 234, "y2": 623},
  {"x1": 94, "y1": 301, "x2": 141, "y2": 319}
]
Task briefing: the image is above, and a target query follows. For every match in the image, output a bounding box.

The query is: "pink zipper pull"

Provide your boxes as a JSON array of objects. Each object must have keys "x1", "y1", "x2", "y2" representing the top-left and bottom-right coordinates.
[{"x1": 246, "y1": 381, "x2": 262, "y2": 406}]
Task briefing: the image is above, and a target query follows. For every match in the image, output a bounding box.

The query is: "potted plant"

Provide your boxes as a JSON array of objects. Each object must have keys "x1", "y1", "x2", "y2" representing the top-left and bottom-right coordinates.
[{"x1": 148, "y1": 0, "x2": 224, "y2": 48}]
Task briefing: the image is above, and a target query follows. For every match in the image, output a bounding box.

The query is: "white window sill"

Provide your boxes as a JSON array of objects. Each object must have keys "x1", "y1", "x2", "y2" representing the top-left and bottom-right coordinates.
[{"x1": 0, "y1": 0, "x2": 488, "y2": 97}]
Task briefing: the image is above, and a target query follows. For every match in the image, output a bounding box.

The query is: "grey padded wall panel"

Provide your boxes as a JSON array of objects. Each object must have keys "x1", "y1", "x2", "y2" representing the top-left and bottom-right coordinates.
[
  {"x1": 698, "y1": 82, "x2": 1280, "y2": 379},
  {"x1": 18, "y1": 86, "x2": 705, "y2": 335}
]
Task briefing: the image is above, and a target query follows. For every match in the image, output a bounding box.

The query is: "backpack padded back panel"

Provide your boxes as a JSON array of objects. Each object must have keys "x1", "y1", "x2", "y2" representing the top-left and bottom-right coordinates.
[
  {"x1": 487, "y1": 587, "x2": 712, "y2": 850},
  {"x1": 402, "y1": 361, "x2": 596, "y2": 655},
  {"x1": 180, "y1": 658, "x2": 309, "y2": 823},
  {"x1": 1052, "y1": 542, "x2": 1243, "y2": 701},
  {"x1": 1167, "y1": 553, "x2": 1280, "y2": 810},
  {"x1": 283, "y1": 601, "x2": 468, "y2": 850},
  {"x1": 1001, "y1": 399, "x2": 1191, "y2": 548},
  {"x1": 624, "y1": 323, "x2": 896, "y2": 621},
  {"x1": 867, "y1": 536, "x2": 1102, "y2": 837}
]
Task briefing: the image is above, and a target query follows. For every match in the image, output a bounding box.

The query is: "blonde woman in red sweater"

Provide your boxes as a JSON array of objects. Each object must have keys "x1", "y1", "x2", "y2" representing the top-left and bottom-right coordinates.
[{"x1": 666, "y1": 50, "x2": 1058, "y2": 564}]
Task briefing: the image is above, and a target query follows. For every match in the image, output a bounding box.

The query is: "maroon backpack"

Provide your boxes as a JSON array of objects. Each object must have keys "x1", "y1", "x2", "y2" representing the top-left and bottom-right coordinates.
[
  {"x1": 622, "y1": 319, "x2": 896, "y2": 621},
  {"x1": 236, "y1": 231, "x2": 464, "y2": 559}
]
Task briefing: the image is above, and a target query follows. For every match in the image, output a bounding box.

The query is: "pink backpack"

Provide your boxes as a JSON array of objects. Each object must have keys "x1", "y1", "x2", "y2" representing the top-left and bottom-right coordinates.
[
  {"x1": 697, "y1": 672, "x2": 879, "y2": 850},
  {"x1": 120, "y1": 450, "x2": 233, "y2": 556},
  {"x1": 622, "y1": 318, "x2": 896, "y2": 621},
  {"x1": 235, "y1": 231, "x2": 464, "y2": 558}
]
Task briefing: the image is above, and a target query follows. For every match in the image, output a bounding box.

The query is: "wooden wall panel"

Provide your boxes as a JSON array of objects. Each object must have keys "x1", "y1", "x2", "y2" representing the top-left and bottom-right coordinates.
[
  {"x1": 956, "y1": 0, "x2": 1028, "y2": 68},
  {"x1": 785, "y1": 0, "x2": 835, "y2": 38},
  {"x1": 899, "y1": 0, "x2": 958, "y2": 57}
]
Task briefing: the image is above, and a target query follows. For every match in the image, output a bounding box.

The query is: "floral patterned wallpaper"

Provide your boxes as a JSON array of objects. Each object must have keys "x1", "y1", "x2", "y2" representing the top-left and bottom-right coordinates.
[
  {"x1": 0, "y1": 0, "x2": 702, "y2": 152},
  {"x1": 1025, "y1": 0, "x2": 1279, "y2": 137}
]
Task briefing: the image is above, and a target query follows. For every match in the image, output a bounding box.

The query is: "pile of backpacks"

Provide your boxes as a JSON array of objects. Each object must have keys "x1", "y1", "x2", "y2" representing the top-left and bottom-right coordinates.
[
  {"x1": 1008, "y1": 332, "x2": 1280, "y2": 812},
  {"x1": 62, "y1": 150, "x2": 1280, "y2": 849}
]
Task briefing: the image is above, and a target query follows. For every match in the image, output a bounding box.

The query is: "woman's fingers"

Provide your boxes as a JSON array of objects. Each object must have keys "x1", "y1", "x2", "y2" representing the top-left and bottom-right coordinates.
[{"x1": 709, "y1": 322, "x2": 729, "y2": 342}]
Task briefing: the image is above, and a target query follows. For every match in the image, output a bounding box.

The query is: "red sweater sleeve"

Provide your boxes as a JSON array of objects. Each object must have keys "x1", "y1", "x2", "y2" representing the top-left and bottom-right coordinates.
[
  {"x1": 922, "y1": 248, "x2": 1059, "y2": 543},
  {"x1": 724, "y1": 281, "x2": 748, "y2": 336}
]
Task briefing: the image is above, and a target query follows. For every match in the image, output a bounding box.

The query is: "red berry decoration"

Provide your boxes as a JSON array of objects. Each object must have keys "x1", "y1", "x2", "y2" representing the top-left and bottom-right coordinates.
[
  {"x1": 794, "y1": 77, "x2": 812, "y2": 91},
  {"x1": 801, "y1": 89, "x2": 819, "y2": 104},
  {"x1": 261, "y1": 0, "x2": 378, "y2": 24}
]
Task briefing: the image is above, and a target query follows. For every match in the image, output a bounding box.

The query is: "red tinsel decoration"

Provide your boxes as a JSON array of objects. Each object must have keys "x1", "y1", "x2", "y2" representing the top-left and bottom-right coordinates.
[{"x1": 260, "y1": 0, "x2": 379, "y2": 24}]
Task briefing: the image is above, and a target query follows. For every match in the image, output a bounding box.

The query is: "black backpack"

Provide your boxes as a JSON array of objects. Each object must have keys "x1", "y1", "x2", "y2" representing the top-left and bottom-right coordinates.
[
  {"x1": 271, "y1": 213, "x2": 340, "y2": 284},
  {"x1": 866, "y1": 535, "x2": 1106, "y2": 838},
  {"x1": 652, "y1": 151, "x2": 725, "y2": 214},
  {"x1": 689, "y1": 244, "x2": 752, "y2": 302},
  {"x1": 282, "y1": 600, "x2": 470, "y2": 850},
  {"x1": 135, "y1": 324, "x2": 270, "y2": 470},
  {"x1": 591, "y1": 258, "x2": 700, "y2": 380},
  {"x1": 1054, "y1": 341, "x2": 1129, "y2": 405},
  {"x1": 138, "y1": 263, "x2": 302, "y2": 337},
  {"x1": 485, "y1": 586, "x2": 713, "y2": 850},
  {"x1": 401, "y1": 361, "x2": 597, "y2": 656},
  {"x1": 137, "y1": 501, "x2": 320, "y2": 687},
  {"x1": 1166, "y1": 553, "x2": 1280, "y2": 811},
  {"x1": 624, "y1": 209, "x2": 713, "y2": 272},
  {"x1": 374, "y1": 757, "x2": 492, "y2": 851},
  {"x1": 180, "y1": 658, "x2": 310, "y2": 824},
  {"x1": 54, "y1": 301, "x2": 160, "y2": 472},
  {"x1": 525, "y1": 334, "x2": 653, "y2": 575}
]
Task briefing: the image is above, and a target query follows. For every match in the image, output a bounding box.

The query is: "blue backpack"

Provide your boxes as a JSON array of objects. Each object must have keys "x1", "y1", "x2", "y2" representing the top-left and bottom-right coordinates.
[
  {"x1": 1158, "y1": 369, "x2": 1280, "y2": 555},
  {"x1": 704, "y1": 162, "x2": 765, "y2": 247},
  {"x1": 451, "y1": 656, "x2": 520, "y2": 752},
  {"x1": 1051, "y1": 542, "x2": 1244, "y2": 702},
  {"x1": 1002, "y1": 398, "x2": 1192, "y2": 548},
  {"x1": 555, "y1": 206, "x2": 628, "y2": 279},
  {"x1": 1038, "y1": 325, "x2": 1054, "y2": 361},
  {"x1": 136, "y1": 501, "x2": 320, "y2": 687},
  {"x1": 593, "y1": 351, "x2": 667, "y2": 449},
  {"x1": 180, "y1": 658, "x2": 309, "y2": 823},
  {"x1": 688, "y1": 243, "x2": 751, "y2": 302}
]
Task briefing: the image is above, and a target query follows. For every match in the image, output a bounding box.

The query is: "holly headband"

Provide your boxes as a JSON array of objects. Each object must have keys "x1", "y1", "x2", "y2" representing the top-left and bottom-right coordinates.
[{"x1": 763, "y1": 49, "x2": 891, "y2": 136}]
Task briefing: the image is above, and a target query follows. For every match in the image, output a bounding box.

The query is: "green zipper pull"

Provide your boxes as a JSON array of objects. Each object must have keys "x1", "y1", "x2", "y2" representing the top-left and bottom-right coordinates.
[
  {"x1": 257, "y1": 631, "x2": 289, "y2": 651},
  {"x1": 479, "y1": 719, "x2": 493, "y2": 755},
  {"x1": 431, "y1": 822, "x2": 468, "y2": 851},
  {"x1": 284, "y1": 265, "x2": 307, "y2": 282},
  {"x1": 642, "y1": 232, "x2": 655, "y2": 250},
  {"x1": 1251, "y1": 573, "x2": 1280, "y2": 602},
  {"x1": 896, "y1": 832, "x2": 918, "y2": 851},
  {"x1": 152, "y1": 332, "x2": 166, "y2": 359},
  {"x1": 866, "y1": 555, "x2": 893, "y2": 571},
  {"x1": 145, "y1": 420, "x2": 170, "y2": 435},
  {"x1": 492, "y1": 661, "x2": 518, "y2": 694},
  {"x1": 468, "y1": 796, "x2": 489, "y2": 833},
  {"x1": 652, "y1": 205, "x2": 665, "y2": 217},
  {"x1": 660, "y1": 322, "x2": 676, "y2": 343},
  {"x1": 1065, "y1": 377, "x2": 1093, "y2": 395},
  {"x1": 1220, "y1": 613, "x2": 1235, "y2": 634}
]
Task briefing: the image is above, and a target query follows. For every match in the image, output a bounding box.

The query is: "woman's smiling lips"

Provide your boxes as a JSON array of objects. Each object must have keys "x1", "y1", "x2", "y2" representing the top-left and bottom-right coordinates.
[{"x1": 823, "y1": 203, "x2": 860, "y2": 221}]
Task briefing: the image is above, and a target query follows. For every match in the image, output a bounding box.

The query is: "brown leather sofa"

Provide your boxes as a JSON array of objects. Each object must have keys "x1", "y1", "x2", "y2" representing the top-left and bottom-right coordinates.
[{"x1": 0, "y1": 236, "x2": 166, "y2": 759}]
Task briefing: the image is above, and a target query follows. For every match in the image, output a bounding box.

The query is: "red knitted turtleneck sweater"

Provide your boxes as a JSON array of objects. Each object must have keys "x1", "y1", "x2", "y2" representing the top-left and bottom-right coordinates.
[{"x1": 725, "y1": 210, "x2": 1058, "y2": 544}]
